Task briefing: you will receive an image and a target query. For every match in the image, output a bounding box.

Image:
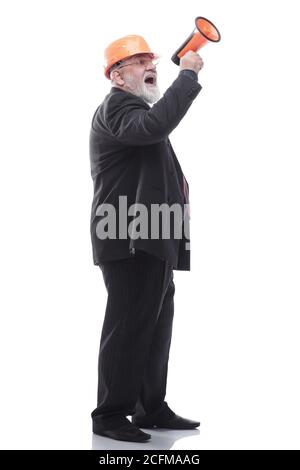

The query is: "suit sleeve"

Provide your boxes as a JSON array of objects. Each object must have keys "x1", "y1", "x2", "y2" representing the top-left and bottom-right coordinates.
[{"x1": 105, "y1": 72, "x2": 202, "y2": 146}]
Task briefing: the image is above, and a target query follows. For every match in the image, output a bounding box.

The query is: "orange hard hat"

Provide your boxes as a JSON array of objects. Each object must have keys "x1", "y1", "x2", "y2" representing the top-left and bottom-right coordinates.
[{"x1": 103, "y1": 34, "x2": 157, "y2": 79}]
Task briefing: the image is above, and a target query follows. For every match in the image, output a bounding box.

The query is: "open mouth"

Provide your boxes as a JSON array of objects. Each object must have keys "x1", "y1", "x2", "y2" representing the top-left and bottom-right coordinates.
[{"x1": 144, "y1": 75, "x2": 156, "y2": 86}]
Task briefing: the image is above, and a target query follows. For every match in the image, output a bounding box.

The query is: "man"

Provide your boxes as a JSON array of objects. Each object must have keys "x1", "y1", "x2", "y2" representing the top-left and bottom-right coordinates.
[{"x1": 89, "y1": 34, "x2": 203, "y2": 443}]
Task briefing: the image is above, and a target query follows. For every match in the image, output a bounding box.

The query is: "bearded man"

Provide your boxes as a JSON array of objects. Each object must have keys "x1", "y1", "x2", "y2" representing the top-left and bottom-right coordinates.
[{"x1": 89, "y1": 35, "x2": 203, "y2": 443}]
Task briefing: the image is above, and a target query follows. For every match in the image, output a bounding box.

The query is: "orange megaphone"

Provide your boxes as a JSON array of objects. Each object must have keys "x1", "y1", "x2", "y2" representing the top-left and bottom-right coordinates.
[{"x1": 171, "y1": 16, "x2": 221, "y2": 65}]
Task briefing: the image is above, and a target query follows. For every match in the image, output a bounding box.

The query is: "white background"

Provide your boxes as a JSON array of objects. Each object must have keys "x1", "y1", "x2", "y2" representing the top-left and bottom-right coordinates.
[{"x1": 0, "y1": 0, "x2": 299, "y2": 450}]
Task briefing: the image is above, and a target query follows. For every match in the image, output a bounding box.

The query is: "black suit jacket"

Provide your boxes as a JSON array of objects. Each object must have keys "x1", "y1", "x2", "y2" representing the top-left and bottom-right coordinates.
[{"x1": 89, "y1": 70, "x2": 202, "y2": 270}]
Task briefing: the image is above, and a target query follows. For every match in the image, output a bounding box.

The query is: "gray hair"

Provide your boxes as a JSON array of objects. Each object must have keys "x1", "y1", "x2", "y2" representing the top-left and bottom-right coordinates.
[{"x1": 109, "y1": 58, "x2": 129, "y2": 81}]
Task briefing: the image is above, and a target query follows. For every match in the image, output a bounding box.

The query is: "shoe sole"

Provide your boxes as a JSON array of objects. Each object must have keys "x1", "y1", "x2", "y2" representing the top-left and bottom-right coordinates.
[
  {"x1": 134, "y1": 423, "x2": 200, "y2": 430},
  {"x1": 93, "y1": 428, "x2": 151, "y2": 443}
]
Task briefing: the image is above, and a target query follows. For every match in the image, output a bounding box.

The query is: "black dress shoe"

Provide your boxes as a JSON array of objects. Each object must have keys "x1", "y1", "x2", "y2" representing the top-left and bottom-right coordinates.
[
  {"x1": 92, "y1": 415, "x2": 151, "y2": 443},
  {"x1": 132, "y1": 406, "x2": 200, "y2": 430}
]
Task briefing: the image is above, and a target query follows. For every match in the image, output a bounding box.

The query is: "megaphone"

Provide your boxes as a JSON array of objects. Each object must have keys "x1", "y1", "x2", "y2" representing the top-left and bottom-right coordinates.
[{"x1": 171, "y1": 16, "x2": 221, "y2": 65}]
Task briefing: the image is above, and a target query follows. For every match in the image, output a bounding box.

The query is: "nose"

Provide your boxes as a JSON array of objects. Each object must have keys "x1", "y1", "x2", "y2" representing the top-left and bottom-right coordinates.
[{"x1": 145, "y1": 61, "x2": 156, "y2": 72}]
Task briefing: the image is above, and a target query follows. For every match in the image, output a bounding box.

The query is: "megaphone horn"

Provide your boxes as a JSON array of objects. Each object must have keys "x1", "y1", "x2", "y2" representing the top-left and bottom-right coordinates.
[{"x1": 171, "y1": 16, "x2": 221, "y2": 65}]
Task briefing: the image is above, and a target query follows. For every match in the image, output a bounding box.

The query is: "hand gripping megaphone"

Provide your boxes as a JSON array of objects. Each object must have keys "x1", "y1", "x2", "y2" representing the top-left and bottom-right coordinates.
[{"x1": 171, "y1": 16, "x2": 221, "y2": 65}]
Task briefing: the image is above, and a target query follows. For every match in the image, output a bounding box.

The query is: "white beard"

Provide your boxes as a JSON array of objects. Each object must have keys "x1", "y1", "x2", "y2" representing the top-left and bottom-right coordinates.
[
  {"x1": 125, "y1": 73, "x2": 161, "y2": 104},
  {"x1": 138, "y1": 82, "x2": 161, "y2": 104}
]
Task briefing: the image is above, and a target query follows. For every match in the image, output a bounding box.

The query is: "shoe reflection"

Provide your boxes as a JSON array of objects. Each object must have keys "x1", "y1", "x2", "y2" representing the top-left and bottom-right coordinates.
[{"x1": 91, "y1": 428, "x2": 200, "y2": 450}]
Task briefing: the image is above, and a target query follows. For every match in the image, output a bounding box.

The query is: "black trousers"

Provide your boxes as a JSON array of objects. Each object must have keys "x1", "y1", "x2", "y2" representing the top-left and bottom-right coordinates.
[{"x1": 91, "y1": 250, "x2": 175, "y2": 423}]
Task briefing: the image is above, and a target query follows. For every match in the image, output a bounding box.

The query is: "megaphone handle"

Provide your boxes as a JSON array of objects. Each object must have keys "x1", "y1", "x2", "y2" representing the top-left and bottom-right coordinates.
[{"x1": 171, "y1": 32, "x2": 194, "y2": 65}]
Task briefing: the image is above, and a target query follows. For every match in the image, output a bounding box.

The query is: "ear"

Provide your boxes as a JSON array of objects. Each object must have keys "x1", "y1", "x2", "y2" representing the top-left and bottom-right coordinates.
[{"x1": 111, "y1": 69, "x2": 125, "y2": 86}]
